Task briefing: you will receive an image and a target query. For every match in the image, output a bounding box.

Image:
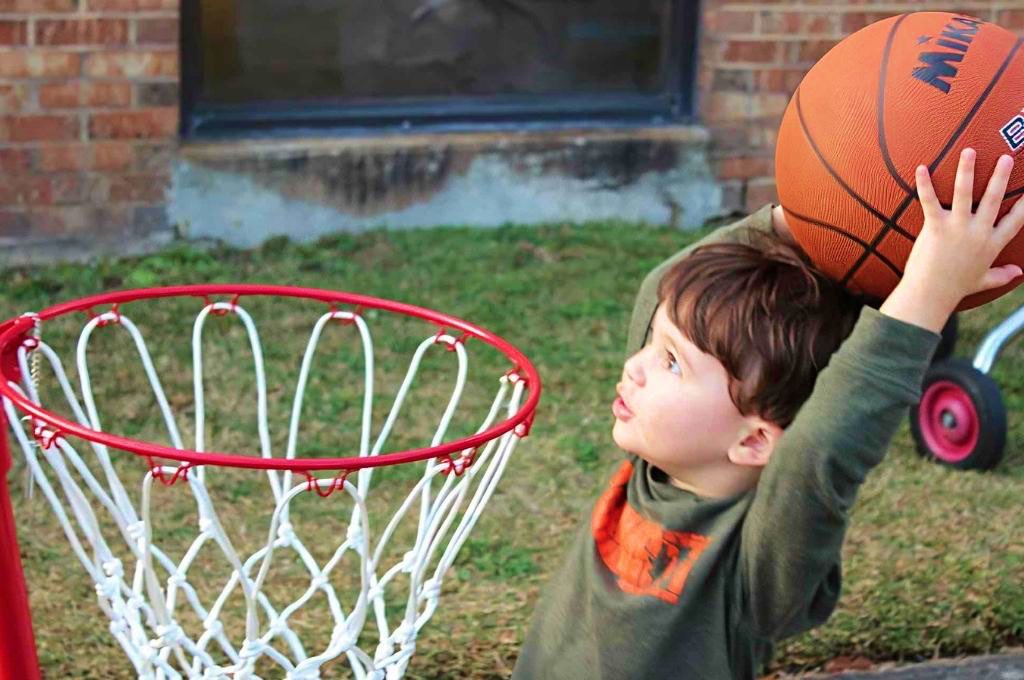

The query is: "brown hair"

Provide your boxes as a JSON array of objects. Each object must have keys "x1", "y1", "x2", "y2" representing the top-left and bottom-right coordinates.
[{"x1": 657, "y1": 229, "x2": 863, "y2": 428}]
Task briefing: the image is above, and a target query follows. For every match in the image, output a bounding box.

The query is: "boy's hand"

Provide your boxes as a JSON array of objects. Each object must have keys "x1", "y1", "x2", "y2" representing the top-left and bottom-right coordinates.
[{"x1": 880, "y1": 148, "x2": 1024, "y2": 333}]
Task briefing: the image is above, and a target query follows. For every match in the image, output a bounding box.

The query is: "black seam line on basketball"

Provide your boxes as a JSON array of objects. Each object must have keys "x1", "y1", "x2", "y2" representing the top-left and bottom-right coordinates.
[
  {"x1": 783, "y1": 206, "x2": 903, "y2": 276},
  {"x1": 1008, "y1": 185, "x2": 1023, "y2": 199},
  {"x1": 877, "y1": 14, "x2": 914, "y2": 195},
  {"x1": 794, "y1": 89, "x2": 916, "y2": 289},
  {"x1": 841, "y1": 36, "x2": 1024, "y2": 287},
  {"x1": 795, "y1": 90, "x2": 915, "y2": 242}
]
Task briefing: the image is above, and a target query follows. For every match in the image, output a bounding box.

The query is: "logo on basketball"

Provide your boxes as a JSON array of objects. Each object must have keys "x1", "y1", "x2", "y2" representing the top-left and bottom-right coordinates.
[
  {"x1": 1002, "y1": 114, "x2": 1024, "y2": 152},
  {"x1": 911, "y1": 16, "x2": 984, "y2": 93}
]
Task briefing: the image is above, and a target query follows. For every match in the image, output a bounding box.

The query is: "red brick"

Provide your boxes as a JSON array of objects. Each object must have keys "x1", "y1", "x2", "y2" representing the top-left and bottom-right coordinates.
[
  {"x1": 761, "y1": 11, "x2": 838, "y2": 35},
  {"x1": 757, "y1": 68, "x2": 806, "y2": 93},
  {"x1": 4, "y1": 115, "x2": 79, "y2": 142},
  {"x1": 92, "y1": 141, "x2": 133, "y2": 169},
  {"x1": 0, "y1": 21, "x2": 28, "y2": 46},
  {"x1": 0, "y1": 84, "x2": 30, "y2": 114},
  {"x1": 0, "y1": 52, "x2": 80, "y2": 78},
  {"x1": 23, "y1": 206, "x2": 99, "y2": 237},
  {"x1": 0, "y1": 0, "x2": 78, "y2": 12},
  {"x1": 106, "y1": 173, "x2": 169, "y2": 202},
  {"x1": 89, "y1": 109, "x2": 176, "y2": 139},
  {"x1": 0, "y1": 148, "x2": 32, "y2": 173},
  {"x1": 36, "y1": 144, "x2": 88, "y2": 171},
  {"x1": 723, "y1": 40, "x2": 778, "y2": 64},
  {"x1": 39, "y1": 81, "x2": 133, "y2": 108},
  {"x1": 133, "y1": 141, "x2": 172, "y2": 171},
  {"x1": 841, "y1": 12, "x2": 897, "y2": 34},
  {"x1": 0, "y1": 210, "x2": 30, "y2": 239},
  {"x1": 998, "y1": 10, "x2": 1024, "y2": 29},
  {"x1": 85, "y1": 0, "x2": 177, "y2": 10},
  {"x1": 37, "y1": 81, "x2": 79, "y2": 108},
  {"x1": 54, "y1": 175, "x2": 87, "y2": 204},
  {"x1": 717, "y1": 156, "x2": 775, "y2": 181},
  {"x1": 36, "y1": 19, "x2": 129, "y2": 46},
  {"x1": 745, "y1": 178, "x2": 778, "y2": 212},
  {"x1": 705, "y1": 92, "x2": 752, "y2": 122},
  {"x1": 787, "y1": 40, "x2": 838, "y2": 65},
  {"x1": 705, "y1": 10, "x2": 756, "y2": 34},
  {"x1": 0, "y1": 177, "x2": 54, "y2": 206},
  {"x1": 136, "y1": 18, "x2": 177, "y2": 44},
  {"x1": 83, "y1": 50, "x2": 178, "y2": 78},
  {"x1": 759, "y1": 11, "x2": 802, "y2": 34}
]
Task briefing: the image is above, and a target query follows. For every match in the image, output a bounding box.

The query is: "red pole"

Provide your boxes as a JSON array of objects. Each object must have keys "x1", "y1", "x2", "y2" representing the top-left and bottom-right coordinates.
[{"x1": 0, "y1": 408, "x2": 42, "y2": 680}]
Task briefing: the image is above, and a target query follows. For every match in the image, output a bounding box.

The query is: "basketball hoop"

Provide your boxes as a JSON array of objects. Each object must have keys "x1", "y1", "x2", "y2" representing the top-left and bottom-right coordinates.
[{"x1": 0, "y1": 284, "x2": 540, "y2": 679}]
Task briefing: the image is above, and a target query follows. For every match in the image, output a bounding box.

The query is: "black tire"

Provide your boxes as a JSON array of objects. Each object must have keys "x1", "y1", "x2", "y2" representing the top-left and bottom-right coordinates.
[
  {"x1": 932, "y1": 314, "x2": 958, "y2": 363},
  {"x1": 909, "y1": 358, "x2": 1006, "y2": 471}
]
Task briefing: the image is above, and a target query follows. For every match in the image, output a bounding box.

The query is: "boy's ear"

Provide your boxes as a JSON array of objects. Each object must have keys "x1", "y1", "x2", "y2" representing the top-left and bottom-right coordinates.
[{"x1": 727, "y1": 419, "x2": 783, "y2": 468}]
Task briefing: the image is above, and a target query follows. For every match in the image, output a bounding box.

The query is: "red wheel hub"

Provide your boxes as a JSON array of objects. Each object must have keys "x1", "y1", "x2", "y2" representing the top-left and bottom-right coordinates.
[{"x1": 918, "y1": 380, "x2": 979, "y2": 463}]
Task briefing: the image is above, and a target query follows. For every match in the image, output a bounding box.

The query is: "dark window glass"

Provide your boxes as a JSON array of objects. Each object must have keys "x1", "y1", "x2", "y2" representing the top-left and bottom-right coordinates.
[{"x1": 182, "y1": 0, "x2": 697, "y2": 136}]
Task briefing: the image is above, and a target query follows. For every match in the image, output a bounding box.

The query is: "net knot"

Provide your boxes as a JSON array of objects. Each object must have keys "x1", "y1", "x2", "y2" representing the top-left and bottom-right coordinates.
[
  {"x1": 126, "y1": 520, "x2": 146, "y2": 542},
  {"x1": 401, "y1": 551, "x2": 419, "y2": 573},
  {"x1": 96, "y1": 579, "x2": 120, "y2": 600},
  {"x1": 433, "y1": 328, "x2": 470, "y2": 352},
  {"x1": 310, "y1": 573, "x2": 329, "y2": 590},
  {"x1": 395, "y1": 621, "x2": 417, "y2": 647},
  {"x1": 31, "y1": 423, "x2": 61, "y2": 451},
  {"x1": 203, "y1": 294, "x2": 240, "y2": 317},
  {"x1": 420, "y1": 578, "x2": 441, "y2": 603},
  {"x1": 168, "y1": 571, "x2": 188, "y2": 588},
  {"x1": 270, "y1": 618, "x2": 290, "y2": 636},
  {"x1": 276, "y1": 521, "x2": 296, "y2": 545},
  {"x1": 102, "y1": 558, "x2": 123, "y2": 578},
  {"x1": 203, "y1": 620, "x2": 224, "y2": 637},
  {"x1": 88, "y1": 304, "x2": 122, "y2": 328},
  {"x1": 330, "y1": 628, "x2": 357, "y2": 653},
  {"x1": 239, "y1": 638, "x2": 264, "y2": 660},
  {"x1": 109, "y1": 618, "x2": 129, "y2": 637},
  {"x1": 329, "y1": 305, "x2": 364, "y2": 326},
  {"x1": 154, "y1": 623, "x2": 185, "y2": 648},
  {"x1": 198, "y1": 517, "x2": 214, "y2": 533}
]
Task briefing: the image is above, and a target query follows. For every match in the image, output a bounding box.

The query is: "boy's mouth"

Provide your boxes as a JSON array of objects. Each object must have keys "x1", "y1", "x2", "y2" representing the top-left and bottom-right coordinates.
[{"x1": 612, "y1": 388, "x2": 634, "y2": 420}]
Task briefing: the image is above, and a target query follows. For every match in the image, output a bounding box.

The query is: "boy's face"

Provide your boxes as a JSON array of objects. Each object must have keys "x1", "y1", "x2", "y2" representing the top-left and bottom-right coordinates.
[{"x1": 612, "y1": 304, "x2": 748, "y2": 476}]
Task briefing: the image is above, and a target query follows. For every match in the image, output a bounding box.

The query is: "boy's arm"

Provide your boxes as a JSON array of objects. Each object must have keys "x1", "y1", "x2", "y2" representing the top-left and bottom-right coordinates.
[
  {"x1": 740, "y1": 150, "x2": 1024, "y2": 639},
  {"x1": 739, "y1": 306, "x2": 938, "y2": 638},
  {"x1": 625, "y1": 205, "x2": 776, "y2": 356}
]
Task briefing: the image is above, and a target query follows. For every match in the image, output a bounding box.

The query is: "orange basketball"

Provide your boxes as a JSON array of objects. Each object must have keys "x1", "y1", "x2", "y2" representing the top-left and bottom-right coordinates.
[{"x1": 775, "y1": 12, "x2": 1024, "y2": 309}]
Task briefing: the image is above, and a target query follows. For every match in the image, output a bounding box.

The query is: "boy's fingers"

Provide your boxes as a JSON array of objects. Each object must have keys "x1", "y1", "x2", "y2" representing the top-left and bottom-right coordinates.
[
  {"x1": 915, "y1": 165, "x2": 942, "y2": 220},
  {"x1": 977, "y1": 155, "x2": 1014, "y2": 226},
  {"x1": 995, "y1": 194, "x2": 1024, "y2": 249},
  {"x1": 952, "y1": 148, "x2": 976, "y2": 217},
  {"x1": 977, "y1": 264, "x2": 1024, "y2": 293}
]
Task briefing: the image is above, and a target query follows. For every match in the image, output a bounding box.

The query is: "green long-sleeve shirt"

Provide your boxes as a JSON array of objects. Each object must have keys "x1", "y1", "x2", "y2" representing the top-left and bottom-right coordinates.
[{"x1": 513, "y1": 207, "x2": 940, "y2": 679}]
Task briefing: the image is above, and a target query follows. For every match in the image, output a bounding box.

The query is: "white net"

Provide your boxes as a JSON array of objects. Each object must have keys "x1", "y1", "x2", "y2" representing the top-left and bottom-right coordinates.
[{"x1": 2, "y1": 297, "x2": 531, "y2": 680}]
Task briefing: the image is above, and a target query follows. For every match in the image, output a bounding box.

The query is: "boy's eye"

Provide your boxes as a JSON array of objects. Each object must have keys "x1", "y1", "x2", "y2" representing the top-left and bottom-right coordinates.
[{"x1": 666, "y1": 352, "x2": 682, "y2": 376}]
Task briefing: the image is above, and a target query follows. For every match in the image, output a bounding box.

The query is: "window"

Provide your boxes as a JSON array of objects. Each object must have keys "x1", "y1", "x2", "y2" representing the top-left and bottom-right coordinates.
[{"x1": 181, "y1": 0, "x2": 699, "y2": 137}]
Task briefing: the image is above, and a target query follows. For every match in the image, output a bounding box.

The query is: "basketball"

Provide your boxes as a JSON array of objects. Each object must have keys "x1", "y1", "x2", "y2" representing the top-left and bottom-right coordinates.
[{"x1": 775, "y1": 12, "x2": 1024, "y2": 309}]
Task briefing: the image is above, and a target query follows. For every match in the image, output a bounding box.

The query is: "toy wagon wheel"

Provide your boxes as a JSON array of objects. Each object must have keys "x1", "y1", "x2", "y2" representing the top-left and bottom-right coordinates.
[{"x1": 909, "y1": 358, "x2": 1006, "y2": 471}]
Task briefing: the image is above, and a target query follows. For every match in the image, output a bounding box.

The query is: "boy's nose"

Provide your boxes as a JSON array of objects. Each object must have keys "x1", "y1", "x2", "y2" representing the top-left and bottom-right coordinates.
[{"x1": 624, "y1": 350, "x2": 646, "y2": 386}]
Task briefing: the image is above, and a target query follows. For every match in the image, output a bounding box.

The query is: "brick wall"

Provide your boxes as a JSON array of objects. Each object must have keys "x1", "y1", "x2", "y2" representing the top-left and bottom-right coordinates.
[
  {"x1": 700, "y1": 0, "x2": 1024, "y2": 215},
  {"x1": 3, "y1": 1, "x2": 1024, "y2": 259},
  {"x1": 0, "y1": 0, "x2": 179, "y2": 259}
]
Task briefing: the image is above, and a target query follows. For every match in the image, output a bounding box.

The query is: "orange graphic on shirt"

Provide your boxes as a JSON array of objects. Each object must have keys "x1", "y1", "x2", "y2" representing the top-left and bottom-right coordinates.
[{"x1": 591, "y1": 460, "x2": 711, "y2": 605}]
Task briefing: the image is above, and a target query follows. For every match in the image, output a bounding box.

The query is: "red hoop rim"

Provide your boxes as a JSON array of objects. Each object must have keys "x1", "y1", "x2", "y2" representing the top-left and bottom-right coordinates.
[{"x1": 0, "y1": 284, "x2": 541, "y2": 472}]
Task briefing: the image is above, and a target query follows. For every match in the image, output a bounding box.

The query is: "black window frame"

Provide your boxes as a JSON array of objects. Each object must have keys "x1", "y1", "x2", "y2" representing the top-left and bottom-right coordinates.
[{"x1": 179, "y1": 0, "x2": 701, "y2": 139}]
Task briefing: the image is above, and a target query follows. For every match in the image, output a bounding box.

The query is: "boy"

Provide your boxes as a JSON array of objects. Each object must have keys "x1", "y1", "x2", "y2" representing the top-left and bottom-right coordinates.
[{"x1": 512, "y1": 149, "x2": 1024, "y2": 679}]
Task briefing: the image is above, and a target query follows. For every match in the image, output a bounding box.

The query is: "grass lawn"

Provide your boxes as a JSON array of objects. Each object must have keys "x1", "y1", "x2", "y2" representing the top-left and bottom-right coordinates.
[{"x1": 2, "y1": 221, "x2": 1024, "y2": 678}]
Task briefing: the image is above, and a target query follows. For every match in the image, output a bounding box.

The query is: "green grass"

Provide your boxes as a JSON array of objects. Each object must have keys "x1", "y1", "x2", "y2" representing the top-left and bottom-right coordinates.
[{"x1": 2, "y1": 222, "x2": 1024, "y2": 678}]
